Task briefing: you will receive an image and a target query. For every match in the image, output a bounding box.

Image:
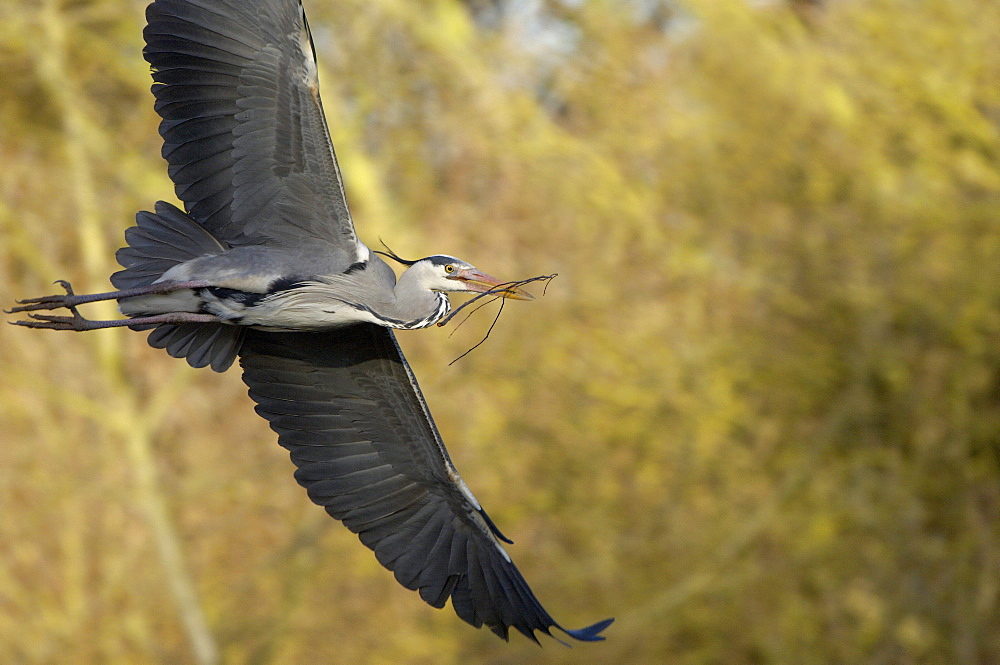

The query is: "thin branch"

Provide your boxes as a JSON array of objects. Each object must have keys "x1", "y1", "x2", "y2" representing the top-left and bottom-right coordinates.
[
  {"x1": 437, "y1": 273, "x2": 557, "y2": 365},
  {"x1": 447, "y1": 295, "x2": 502, "y2": 338},
  {"x1": 449, "y1": 298, "x2": 506, "y2": 366}
]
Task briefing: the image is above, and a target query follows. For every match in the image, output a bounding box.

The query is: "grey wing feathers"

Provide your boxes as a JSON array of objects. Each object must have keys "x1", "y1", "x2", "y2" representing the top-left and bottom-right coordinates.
[
  {"x1": 144, "y1": 0, "x2": 359, "y2": 258},
  {"x1": 146, "y1": 322, "x2": 245, "y2": 373},
  {"x1": 239, "y1": 326, "x2": 612, "y2": 643}
]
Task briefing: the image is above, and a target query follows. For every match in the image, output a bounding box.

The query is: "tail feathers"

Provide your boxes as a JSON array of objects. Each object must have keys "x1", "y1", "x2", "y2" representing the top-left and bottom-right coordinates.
[
  {"x1": 112, "y1": 200, "x2": 226, "y2": 289},
  {"x1": 147, "y1": 323, "x2": 246, "y2": 373},
  {"x1": 115, "y1": 201, "x2": 243, "y2": 372}
]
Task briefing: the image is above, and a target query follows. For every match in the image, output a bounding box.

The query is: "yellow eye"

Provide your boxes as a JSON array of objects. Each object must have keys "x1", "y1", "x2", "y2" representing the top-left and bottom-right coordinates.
[{"x1": 445, "y1": 264, "x2": 455, "y2": 273}]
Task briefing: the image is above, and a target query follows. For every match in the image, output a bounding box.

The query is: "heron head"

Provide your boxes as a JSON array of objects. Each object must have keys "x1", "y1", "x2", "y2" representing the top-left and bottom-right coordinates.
[{"x1": 420, "y1": 255, "x2": 534, "y2": 301}]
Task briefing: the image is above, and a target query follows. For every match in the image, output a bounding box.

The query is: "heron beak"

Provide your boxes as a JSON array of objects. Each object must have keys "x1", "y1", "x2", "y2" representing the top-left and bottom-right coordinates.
[{"x1": 451, "y1": 268, "x2": 535, "y2": 301}]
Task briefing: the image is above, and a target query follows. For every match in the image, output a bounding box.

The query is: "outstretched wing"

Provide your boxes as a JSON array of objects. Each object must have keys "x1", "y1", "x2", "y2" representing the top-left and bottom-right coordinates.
[
  {"x1": 239, "y1": 326, "x2": 613, "y2": 643},
  {"x1": 144, "y1": 0, "x2": 361, "y2": 262}
]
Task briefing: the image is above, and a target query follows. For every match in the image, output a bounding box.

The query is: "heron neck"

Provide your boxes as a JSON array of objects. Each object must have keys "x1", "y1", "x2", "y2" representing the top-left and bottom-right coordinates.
[{"x1": 388, "y1": 269, "x2": 451, "y2": 329}]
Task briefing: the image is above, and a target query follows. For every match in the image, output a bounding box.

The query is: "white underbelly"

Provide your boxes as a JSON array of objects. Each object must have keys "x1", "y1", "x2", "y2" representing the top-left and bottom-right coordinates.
[
  {"x1": 205, "y1": 292, "x2": 385, "y2": 330},
  {"x1": 242, "y1": 304, "x2": 386, "y2": 330},
  {"x1": 119, "y1": 290, "x2": 202, "y2": 316},
  {"x1": 198, "y1": 282, "x2": 446, "y2": 331}
]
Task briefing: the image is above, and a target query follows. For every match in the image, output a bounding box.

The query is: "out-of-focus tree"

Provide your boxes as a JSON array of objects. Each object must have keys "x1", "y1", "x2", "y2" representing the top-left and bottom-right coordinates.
[{"x1": 1, "y1": 0, "x2": 997, "y2": 663}]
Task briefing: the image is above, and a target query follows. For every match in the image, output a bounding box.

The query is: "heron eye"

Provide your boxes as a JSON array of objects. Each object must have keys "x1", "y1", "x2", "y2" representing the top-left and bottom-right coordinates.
[{"x1": 445, "y1": 264, "x2": 455, "y2": 274}]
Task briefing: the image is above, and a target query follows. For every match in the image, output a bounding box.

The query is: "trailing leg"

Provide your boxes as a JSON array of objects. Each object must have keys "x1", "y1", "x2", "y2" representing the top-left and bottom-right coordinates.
[
  {"x1": 8, "y1": 278, "x2": 211, "y2": 315},
  {"x1": 10, "y1": 310, "x2": 221, "y2": 332}
]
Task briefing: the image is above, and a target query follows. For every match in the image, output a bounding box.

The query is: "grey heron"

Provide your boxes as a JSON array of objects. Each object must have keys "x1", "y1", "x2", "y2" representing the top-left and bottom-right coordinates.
[{"x1": 8, "y1": 0, "x2": 612, "y2": 645}]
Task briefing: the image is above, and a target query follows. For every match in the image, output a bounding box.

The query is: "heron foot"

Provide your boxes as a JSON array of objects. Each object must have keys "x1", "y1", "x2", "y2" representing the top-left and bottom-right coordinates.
[
  {"x1": 9, "y1": 310, "x2": 94, "y2": 331},
  {"x1": 6, "y1": 280, "x2": 87, "y2": 314}
]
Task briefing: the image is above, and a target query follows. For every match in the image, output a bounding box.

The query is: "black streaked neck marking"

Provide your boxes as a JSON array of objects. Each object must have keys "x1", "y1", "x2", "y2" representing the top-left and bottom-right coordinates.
[
  {"x1": 352, "y1": 292, "x2": 451, "y2": 330},
  {"x1": 399, "y1": 292, "x2": 451, "y2": 330}
]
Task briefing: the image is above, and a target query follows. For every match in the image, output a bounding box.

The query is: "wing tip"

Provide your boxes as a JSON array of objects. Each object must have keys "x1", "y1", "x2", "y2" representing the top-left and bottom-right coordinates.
[
  {"x1": 558, "y1": 616, "x2": 615, "y2": 644},
  {"x1": 509, "y1": 616, "x2": 615, "y2": 647}
]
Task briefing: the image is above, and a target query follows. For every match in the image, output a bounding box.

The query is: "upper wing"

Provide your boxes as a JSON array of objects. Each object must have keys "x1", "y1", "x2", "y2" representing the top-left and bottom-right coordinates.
[
  {"x1": 239, "y1": 326, "x2": 613, "y2": 643},
  {"x1": 143, "y1": 0, "x2": 361, "y2": 261}
]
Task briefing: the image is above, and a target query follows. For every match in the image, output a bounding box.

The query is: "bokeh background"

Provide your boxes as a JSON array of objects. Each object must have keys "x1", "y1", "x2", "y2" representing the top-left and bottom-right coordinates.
[{"x1": 1, "y1": 0, "x2": 998, "y2": 663}]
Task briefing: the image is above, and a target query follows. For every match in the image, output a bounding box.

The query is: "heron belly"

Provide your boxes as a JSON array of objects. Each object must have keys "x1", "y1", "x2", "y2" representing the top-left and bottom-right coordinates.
[
  {"x1": 200, "y1": 285, "x2": 385, "y2": 331},
  {"x1": 197, "y1": 282, "x2": 450, "y2": 332},
  {"x1": 119, "y1": 290, "x2": 201, "y2": 316},
  {"x1": 237, "y1": 303, "x2": 385, "y2": 330}
]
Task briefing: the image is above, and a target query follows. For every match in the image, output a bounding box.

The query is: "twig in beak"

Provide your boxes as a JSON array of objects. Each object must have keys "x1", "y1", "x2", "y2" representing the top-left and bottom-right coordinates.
[
  {"x1": 438, "y1": 273, "x2": 556, "y2": 365},
  {"x1": 436, "y1": 273, "x2": 556, "y2": 328}
]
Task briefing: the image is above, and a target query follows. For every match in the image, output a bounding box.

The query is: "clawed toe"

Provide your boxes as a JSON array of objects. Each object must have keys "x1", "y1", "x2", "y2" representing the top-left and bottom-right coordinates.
[
  {"x1": 10, "y1": 318, "x2": 73, "y2": 330},
  {"x1": 28, "y1": 313, "x2": 77, "y2": 324},
  {"x1": 8, "y1": 300, "x2": 66, "y2": 314}
]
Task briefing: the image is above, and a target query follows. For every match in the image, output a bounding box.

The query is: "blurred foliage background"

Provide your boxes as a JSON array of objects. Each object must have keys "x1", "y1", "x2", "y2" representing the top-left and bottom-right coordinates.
[{"x1": 1, "y1": 0, "x2": 999, "y2": 663}]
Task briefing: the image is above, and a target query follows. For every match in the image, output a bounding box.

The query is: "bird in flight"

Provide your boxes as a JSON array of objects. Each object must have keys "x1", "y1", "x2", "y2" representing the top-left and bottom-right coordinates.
[{"x1": 8, "y1": 0, "x2": 612, "y2": 644}]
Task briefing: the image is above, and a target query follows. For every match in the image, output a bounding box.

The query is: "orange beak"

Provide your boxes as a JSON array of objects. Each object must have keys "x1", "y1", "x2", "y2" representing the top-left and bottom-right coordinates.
[{"x1": 450, "y1": 268, "x2": 535, "y2": 301}]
